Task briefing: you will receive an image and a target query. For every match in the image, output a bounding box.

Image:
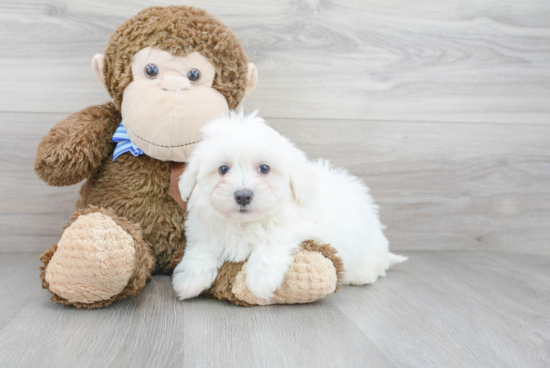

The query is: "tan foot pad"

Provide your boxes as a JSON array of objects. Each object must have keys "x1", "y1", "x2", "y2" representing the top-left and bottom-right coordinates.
[
  {"x1": 232, "y1": 249, "x2": 338, "y2": 305},
  {"x1": 45, "y1": 212, "x2": 137, "y2": 304}
]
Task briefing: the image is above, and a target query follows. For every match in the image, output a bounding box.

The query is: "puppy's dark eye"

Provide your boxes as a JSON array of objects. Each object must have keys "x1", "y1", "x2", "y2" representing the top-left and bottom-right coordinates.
[
  {"x1": 187, "y1": 68, "x2": 200, "y2": 82},
  {"x1": 145, "y1": 63, "x2": 159, "y2": 79},
  {"x1": 218, "y1": 165, "x2": 229, "y2": 175},
  {"x1": 259, "y1": 164, "x2": 270, "y2": 174}
]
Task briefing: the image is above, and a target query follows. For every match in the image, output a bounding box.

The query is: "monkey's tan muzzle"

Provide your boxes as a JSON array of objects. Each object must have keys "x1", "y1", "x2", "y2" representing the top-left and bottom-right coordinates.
[
  {"x1": 121, "y1": 79, "x2": 229, "y2": 162},
  {"x1": 161, "y1": 76, "x2": 191, "y2": 92}
]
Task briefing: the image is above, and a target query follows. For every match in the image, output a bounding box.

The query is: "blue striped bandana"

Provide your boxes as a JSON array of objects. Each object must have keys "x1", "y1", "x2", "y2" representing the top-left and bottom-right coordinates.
[{"x1": 112, "y1": 122, "x2": 145, "y2": 161}]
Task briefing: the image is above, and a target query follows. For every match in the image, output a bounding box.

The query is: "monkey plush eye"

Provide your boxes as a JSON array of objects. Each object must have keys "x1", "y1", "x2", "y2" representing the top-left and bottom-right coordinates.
[
  {"x1": 259, "y1": 165, "x2": 270, "y2": 174},
  {"x1": 218, "y1": 165, "x2": 229, "y2": 175},
  {"x1": 145, "y1": 63, "x2": 159, "y2": 79},
  {"x1": 187, "y1": 68, "x2": 200, "y2": 82}
]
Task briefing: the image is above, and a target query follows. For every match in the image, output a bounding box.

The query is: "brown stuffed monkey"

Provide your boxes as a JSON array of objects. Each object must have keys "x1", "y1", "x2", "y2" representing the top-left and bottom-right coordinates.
[{"x1": 35, "y1": 6, "x2": 343, "y2": 308}]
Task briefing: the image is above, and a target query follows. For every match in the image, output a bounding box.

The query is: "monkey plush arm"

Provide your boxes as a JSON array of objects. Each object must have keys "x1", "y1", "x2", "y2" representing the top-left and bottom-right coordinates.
[{"x1": 34, "y1": 103, "x2": 121, "y2": 186}]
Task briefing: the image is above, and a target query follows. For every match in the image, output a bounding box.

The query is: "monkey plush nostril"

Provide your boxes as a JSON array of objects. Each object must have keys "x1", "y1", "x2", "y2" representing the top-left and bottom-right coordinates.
[
  {"x1": 234, "y1": 189, "x2": 253, "y2": 207},
  {"x1": 161, "y1": 76, "x2": 191, "y2": 91}
]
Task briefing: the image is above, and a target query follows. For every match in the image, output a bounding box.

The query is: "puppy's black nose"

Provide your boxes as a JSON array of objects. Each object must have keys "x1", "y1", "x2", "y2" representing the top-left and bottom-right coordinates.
[{"x1": 234, "y1": 189, "x2": 253, "y2": 206}]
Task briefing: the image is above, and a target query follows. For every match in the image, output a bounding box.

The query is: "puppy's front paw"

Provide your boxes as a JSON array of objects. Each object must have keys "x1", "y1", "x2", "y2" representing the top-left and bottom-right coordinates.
[
  {"x1": 245, "y1": 266, "x2": 285, "y2": 300},
  {"x1": 172, "y1": 265, "x2": 216, "y2": 300}
]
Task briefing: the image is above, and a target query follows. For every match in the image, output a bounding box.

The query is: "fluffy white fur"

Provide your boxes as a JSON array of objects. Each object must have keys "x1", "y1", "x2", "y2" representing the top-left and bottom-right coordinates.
[{"x1": 172, "y1": 111, "x2": 406, "y2": 301}]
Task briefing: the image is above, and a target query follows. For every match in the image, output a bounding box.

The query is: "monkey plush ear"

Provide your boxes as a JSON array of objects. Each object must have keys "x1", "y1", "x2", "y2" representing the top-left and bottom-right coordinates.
[
  {"x1": 244, "y1": 63, "x2": 258, "y2": 97},
  {"x1": 92, "y1": 54, "x2": 106, "y2": 88}
]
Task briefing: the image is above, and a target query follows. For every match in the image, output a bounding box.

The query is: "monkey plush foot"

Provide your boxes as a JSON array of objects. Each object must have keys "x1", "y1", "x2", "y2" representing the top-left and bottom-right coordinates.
[
  {"x1": 40, "y1": 206, "x2": 154, "y2": 308},
  {"x1": 204, "y1": 240, "x2": 345, "y2": 306}
]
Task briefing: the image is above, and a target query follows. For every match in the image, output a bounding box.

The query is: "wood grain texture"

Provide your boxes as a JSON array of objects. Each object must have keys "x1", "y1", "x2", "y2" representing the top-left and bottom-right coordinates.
[
  {"x1": 0, "y1": 251, "x2": 548, "y2": 367},
  {"x1": 0, "y1": 0, "x2": 549, "y2": 123},
  {"x1": 2, "y1": 112, "x2": 549, "y2": 252},
  {"x1": 333, "y1": 251, "x2": 550, "y2": 368},
  {"x1": 1, "y1": 1, "x2": 549, "y2": 252}
]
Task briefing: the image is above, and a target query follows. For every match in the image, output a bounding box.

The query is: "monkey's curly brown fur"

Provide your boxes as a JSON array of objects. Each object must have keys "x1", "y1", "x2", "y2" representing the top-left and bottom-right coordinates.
[
  {"x1": 104, "y1": 6, "x2": 249, "y2": 110},
  {"x1": 34, "y1": 103, "x2": 121, "y2": 187}
]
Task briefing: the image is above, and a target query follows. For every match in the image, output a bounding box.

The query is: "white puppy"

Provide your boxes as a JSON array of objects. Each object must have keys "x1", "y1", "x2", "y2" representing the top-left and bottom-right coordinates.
[{"x1": 172, "y1": 111, "x2": 406, "y2": 300}]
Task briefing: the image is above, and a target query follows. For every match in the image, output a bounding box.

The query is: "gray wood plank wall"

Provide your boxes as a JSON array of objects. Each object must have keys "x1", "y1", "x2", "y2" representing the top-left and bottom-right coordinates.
[{"x1": 0, "y1": 0, "x2": 549, "y2": 252}]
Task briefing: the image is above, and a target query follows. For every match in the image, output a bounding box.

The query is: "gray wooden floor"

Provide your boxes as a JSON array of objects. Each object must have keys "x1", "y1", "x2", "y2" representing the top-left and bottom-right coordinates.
[
  {"x1": 0, "y1": 251, "x2": 548, "y2": 368},
  {"x1": 1, "y1": 0, "x2": 549, "y2": 367}
]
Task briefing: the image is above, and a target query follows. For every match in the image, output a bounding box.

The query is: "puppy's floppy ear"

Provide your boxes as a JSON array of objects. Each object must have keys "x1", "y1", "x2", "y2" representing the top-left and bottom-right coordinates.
[
  {"x1": 179, "y1": 159, "x2": 200, "y2": 201},
  {"x1": 289, "y1": 151, "x2": 316, "y2": 205}
]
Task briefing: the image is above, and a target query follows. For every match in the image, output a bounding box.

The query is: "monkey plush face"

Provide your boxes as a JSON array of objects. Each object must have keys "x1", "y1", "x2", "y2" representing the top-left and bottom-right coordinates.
[
  {"x1": 121, "y1": 47, "x2": 229, "y2": 162},
  {"x1": 91, "y1": 6, "x2": 258, "y2": 162},
  {"x1": 94, "y1": 46, "x2": 256, "y2": 162}
]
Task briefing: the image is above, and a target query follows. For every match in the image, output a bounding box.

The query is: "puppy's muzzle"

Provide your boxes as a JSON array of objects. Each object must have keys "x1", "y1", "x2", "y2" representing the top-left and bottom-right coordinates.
[{"x1": 234, "y1": 189, "x2": 253, "y2": 207}]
